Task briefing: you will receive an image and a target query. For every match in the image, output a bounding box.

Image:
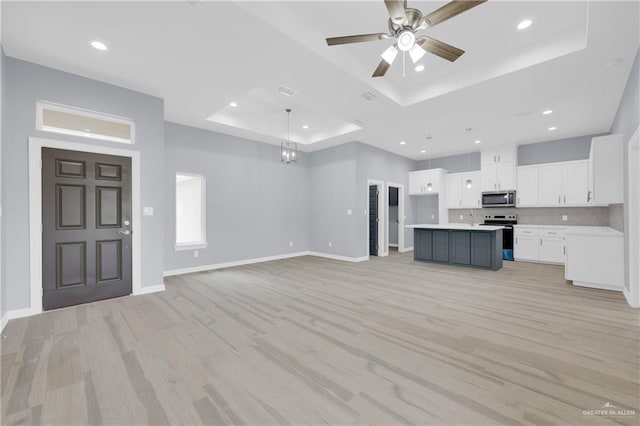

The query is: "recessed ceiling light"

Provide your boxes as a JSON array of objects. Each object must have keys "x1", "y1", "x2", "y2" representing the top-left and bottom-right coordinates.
[
  {"x1": 229, "y1": 102, "x2": 238, "y2": 107},
  {"x1": 474, "y1": 140, "x2": 481, "y2": 144},
  {"x1": 400, "y1": 141, "x2": 406, "y2": 145},
  {"x1": 543, "y1": 109, "x2": 553, "y2": 115},
  {"x1": 302, "y1": 125, "x2": 309, "y2": 129},
  {"x1": 414, "y1": 64, "x2": 425, "y2": 72},
  {"x1": 548, "y1": 126, "x2": 557, "y2": 131},
  {"x1": 420, "y1": 150, "x2": 427, "y2": 154},
  {"x1": 517, "y1": 19, "x2": 532, "y2": 30},
  {"x1": 89, "y1": 40, "x2": 108, "y2": 51}
]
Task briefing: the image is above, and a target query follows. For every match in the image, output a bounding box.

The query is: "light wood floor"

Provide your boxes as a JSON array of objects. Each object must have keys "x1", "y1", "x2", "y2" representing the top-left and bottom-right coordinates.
[{"x1": 2, "y1": 253, "x2": 639, "y2": 425}]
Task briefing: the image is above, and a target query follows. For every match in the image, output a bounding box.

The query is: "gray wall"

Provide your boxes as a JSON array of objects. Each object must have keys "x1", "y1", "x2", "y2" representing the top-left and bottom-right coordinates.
[
  {"x1": 2, "y1": 57, "x2": 165, "y2": 311},
  {"x1": 388, "y1": 205, "x2": 398, "y2": 245},
  {"x1": 354, "y1": 142, "x2": 416, "y2": 256},
  {"x1": 449, "y1": 207, "x2": 611, "y2": 227},
  {"x1": 414, "y1": 195, "x2": 440, "y2": 224},
  {"x1": 308, "y1": 143, "x2": 358, "y2": 257},
  {"x1": 610, "y1": 47, "x2": 640, "y2": 293},
  {"x1": 416, "y1": 152, "x2": 480, "y2": 172},
  {"x1": 517, "y1": 134, "x2": 605, "y2": 166},
  {"x1": 163, "y1": 122, "x2": 309, "y2": 271}
]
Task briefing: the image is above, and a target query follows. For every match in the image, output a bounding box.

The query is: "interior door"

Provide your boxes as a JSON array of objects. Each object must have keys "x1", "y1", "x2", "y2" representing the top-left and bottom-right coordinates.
[
  {"x1": 42, "y1": 148, "x2": 132, "y2": 310},
  {"x1": 369, "y1": 185, "x2": 378, "y2": 256}
]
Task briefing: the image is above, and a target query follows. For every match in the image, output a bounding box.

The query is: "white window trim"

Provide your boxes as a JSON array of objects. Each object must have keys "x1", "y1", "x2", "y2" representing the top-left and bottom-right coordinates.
[
  {"x1": 175, "y1": 172, "x2": 207, "y2": 251},
  {"x1": 36, "y1": 101, "x2": 136, "y2": 144}
]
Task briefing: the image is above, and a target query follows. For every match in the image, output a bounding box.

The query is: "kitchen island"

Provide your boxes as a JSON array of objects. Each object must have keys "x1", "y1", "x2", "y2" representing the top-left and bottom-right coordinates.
[{"x1": 406, "y1": 224, "x2": 504, "y2": 270}]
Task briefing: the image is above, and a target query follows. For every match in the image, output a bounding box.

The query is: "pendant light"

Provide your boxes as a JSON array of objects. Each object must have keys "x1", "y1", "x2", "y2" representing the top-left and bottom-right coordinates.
[
  {"x1": 281, "y1": 108, "x2": 297, "y2": 164},
  {"x1": 465, "y1": 151, "x2": 473, "y2": 189},
  {"x1": 426, "y1": 152, "x2": 433, "y2": 192}
]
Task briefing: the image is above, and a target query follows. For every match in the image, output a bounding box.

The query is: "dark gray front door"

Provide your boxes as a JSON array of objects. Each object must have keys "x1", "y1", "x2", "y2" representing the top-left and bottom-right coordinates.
[
  {"x1": 369, "y1": 185, "x2": 378, "y2": 256},
  {"x1": 42, "y1": 148, "x2": 132, "y2": 310}
]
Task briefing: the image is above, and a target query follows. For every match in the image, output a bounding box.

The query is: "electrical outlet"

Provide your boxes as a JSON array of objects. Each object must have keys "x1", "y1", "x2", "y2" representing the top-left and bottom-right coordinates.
[
  {"x1": 143, "y1": 207, "x2": 154, "y2": 216},
  {"x1": 193, "y1": 250, "x2": 199, "y2": 258},
  {"x1": 347, "y1": 209, "x2": 352, "y2": 215},
  {"x1": 328, "y1": 242, "x2": 332, "y2": 247},
  {"x1": 562, "y1": 215, "x2": 568, "y2": 221},
  {"x1": 459, "y1": 214, "x2": 464, "y2": 220},
  {"x1": 431, "y1": 214, "x2": 435, "y2": 219},
  {"x1": 289, "y1": 241, "x2": 293, "y2": 247}
]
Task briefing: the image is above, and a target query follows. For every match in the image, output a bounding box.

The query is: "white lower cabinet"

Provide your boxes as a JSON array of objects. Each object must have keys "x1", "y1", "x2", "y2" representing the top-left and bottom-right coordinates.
[{"x1": 514, "y1": 226, "x2": 566, "y2": 264}]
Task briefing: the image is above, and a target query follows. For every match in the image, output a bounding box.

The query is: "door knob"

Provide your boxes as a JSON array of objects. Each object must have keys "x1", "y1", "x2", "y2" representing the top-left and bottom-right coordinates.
[{"x1": 118, "y1": 230, "x2": 131, "y2": 235}]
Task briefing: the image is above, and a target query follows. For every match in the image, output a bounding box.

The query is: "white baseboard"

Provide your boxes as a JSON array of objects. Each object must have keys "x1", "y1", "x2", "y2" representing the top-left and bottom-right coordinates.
[
  {"x1": 399, "y1": 246, "x2": 414, "y2": 253},
  {"x1": 623, "y1": 287, "x2": 639, "y2": 308},
  {"x1": 1, "y1": 312, "x2": 7, "y2": 333},
  {"x1": 2, "y1": 307, "x2": 38, "y2": 332},
  {"x1": 572, "y1": 281, "x2": 623, "y2": 293},
  {"x1": 388, "y1": 244, "x2": 399, "y2": 248},
  {"x1": 163, "y1": 251, "x2": 311, "y2": 277},
  {"x1": 307, "y1": 252, "x2": 369, "y2": 263},
  {"x1": 133, "y1": 284, "x2": 166, "y2": 296}
]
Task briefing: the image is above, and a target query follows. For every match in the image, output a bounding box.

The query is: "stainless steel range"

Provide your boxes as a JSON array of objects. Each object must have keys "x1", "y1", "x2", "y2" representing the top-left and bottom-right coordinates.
[{"x1": 480, "y1": 214, "x2": 517, "y2": 260}]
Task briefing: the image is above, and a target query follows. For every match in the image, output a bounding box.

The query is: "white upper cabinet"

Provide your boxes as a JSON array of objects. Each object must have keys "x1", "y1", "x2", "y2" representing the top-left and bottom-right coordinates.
[
  {"x1": 562, "y1": 162, "x2": 590, "y2": 205},
  {"x1": 447, "y1": 171, "x2": 481, "y2": 208},
  {"x1": 589, "y1": 134, "x2": 623, "y2": 205},
  {"x1": 538, "y1": 164, "x2": 564, "y2": 205},
  {"x1": 481, "y1": 147, "x2": 516, "y2": 165},
  {"x1": 516, "y1": 167, "x2": 538, "y2": 206},
  {"x1": 517, "y1": 160, "x2": 590, "y2": 207},
  {"x1": 409, "y1": 169, "x2": 446, "y2": 195},
  {"x1": 481, "y1": 147, "x2": 517, "y2": 191}
]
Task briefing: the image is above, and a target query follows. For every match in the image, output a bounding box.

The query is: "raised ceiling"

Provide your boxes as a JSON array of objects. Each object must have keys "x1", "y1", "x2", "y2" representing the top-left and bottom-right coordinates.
[{"x1": 2, "y1": 1, "x2": 639, "y2": 159}]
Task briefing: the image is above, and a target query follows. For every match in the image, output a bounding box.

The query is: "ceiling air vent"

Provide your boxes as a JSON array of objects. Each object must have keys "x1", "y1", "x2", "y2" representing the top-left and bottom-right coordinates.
[
  {"x1": 361, "y1": 92, "x2": 377, "y2": 101},
  {"x1": 278, "y1": 85, "x2": 298, "y2": 97}
]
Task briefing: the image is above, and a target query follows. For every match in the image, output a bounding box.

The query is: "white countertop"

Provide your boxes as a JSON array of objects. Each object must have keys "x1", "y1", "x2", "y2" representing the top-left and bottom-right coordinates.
[
  {"x1": 406, "y1": 224, "x2": 505, "y2": 231},
  {"x1": 513, "y1": 224, "x2": 569, "y2": 229},
  {"x1": 565, "y1": 226, "x2": 623, "y2": 237},
  {"x1": 513, "y1": 224, "x2": 623, "y2": 237}
]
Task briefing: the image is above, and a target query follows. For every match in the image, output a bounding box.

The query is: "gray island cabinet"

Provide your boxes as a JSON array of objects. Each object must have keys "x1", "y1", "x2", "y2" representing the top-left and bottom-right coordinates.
[{"x1": 407, "y1": 224, "x2": 503, "y2": 271}]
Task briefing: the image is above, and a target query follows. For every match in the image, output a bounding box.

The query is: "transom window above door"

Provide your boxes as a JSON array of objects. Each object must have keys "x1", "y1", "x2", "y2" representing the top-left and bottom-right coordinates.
[{"x1": 36, "y1": 101, "x2": 135, "y2": 144}]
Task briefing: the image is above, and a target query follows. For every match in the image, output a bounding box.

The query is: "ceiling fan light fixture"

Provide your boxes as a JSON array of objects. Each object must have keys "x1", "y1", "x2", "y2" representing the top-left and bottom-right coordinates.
[
  {"x1": 380, "y1": 45, "x2": 399, "y2": 64},
  {"x1": 409, "y1": 44, "x2": 426, "y2": 63},
  {"x1": 397, "y1": 30, "x2": 415, "y2": 52}
]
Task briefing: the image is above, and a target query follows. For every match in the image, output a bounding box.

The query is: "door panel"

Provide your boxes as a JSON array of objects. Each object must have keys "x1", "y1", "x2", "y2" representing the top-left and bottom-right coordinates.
[
  {"x1": 451, "y1": 231, "x2": 471, "y2": 265},
  {"x1": 538, "y1": 165, "x2": 563, "y2": 206},
  {"x1": 562, "y1": 162, "x2": 589, "y2": 206},
  {"x1": 43, "y1": 148, "x2": 132, "y2": 310},
  {"x1": 432, "y1": 230, "x2": 449, "y2": 262},
  {"x1": 369, "y1": 185, "x2": 378, "y2": 256}
]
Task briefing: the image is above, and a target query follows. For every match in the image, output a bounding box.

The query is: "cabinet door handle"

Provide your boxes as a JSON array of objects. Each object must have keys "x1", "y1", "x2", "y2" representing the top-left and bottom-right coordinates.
[
  {"x1": 540, "y1": 239, "x2": 542, "y2": 246},
  {"x1": 548, "y1": 232, "x2": 557, "y2": 235},
  {"x1": 564, "y1": 246, "x2": 566, "y2": 255},
  {"x1": 515, "y1": 237, "x2": 518, "y2": 245},
  {"x1": 587, "y1": 190, "x2": 591, "y2": 202},
  {"x1": 564, "y1": 196, "x2": 566, "y2": 203},
  {"x1": 518, "y1": 197, "x2": 520, "y2": 204},
  {"x1": 558, "y1": 196, "x2": 561, "y2": 204},
  {"x1": 493, "y1": 155, "x2": 496, "y2": 162},
  {"x1": 498, "y1": 155, "x2": 501, "y2": 162}
]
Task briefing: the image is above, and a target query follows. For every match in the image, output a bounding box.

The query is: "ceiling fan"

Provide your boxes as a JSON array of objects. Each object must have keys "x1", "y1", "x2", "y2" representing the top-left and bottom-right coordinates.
[{"x1": 326, "y1": 0, "x2": 486, "y2": 77}]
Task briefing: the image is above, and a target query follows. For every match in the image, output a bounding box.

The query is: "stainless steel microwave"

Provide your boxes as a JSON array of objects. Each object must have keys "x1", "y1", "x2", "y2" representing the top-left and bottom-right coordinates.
[{"x1": 482, "y1": 190, "x2": 516, "y2": 208}]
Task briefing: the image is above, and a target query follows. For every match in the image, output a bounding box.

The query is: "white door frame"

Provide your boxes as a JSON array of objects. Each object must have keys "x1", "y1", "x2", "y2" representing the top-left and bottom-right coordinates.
[
  {"x1": 625, "y1": 126, "x2": 640, "y2": 308},
  {"x1": 28, "y1": 136, "x2": 142, "y2": 315},
  {"x1": 385, "y1": 182, "x2": 405, "y2": 252},
  {"x1": 366, "y1": 179, "x2": 386, "y2": 257}
]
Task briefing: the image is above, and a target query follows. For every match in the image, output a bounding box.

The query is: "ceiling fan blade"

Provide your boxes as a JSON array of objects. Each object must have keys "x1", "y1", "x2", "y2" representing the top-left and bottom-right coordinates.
[
  {"x1": 421, "y1": 0, "x2": 486, "y2": 29},
  {"x1": 372, "y1": 59, "x2": 391, "y2": 77},
  {"x1": 384, "y1": 0, "x2": 407, "y2": 24},
  {"x1": 417, "y1": 36, "x2": 465, "y2": 62},
  {"x1": 326, "y1": 33, "x2": 389, "y2": 46}
]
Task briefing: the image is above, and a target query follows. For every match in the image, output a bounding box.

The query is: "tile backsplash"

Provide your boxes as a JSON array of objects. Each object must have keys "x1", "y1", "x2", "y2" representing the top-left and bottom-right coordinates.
[
  {"x1": 608, "y1": 204, "x2": 624, "y2": 232},
  {"x1": 449, "y1": 207, "x2": 611, "y2": 226}
]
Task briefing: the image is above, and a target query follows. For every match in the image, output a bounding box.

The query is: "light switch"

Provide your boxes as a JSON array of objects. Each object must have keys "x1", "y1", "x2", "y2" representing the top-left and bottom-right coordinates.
[
  {"x1": 289, "y1": 241, "x2": 293, "y2": 247},
  {"x1": 347, "y1": 209, "x2": 353, "y2": 215},
  {"x1": 459, "y1": 215, "x2": 464, "y2": 220},
  {"x1": 562, "y1": 215, "x2": 568, "y2": 221},
  {"x1": 143, "y1": 207, "x2": 154, "y2": 216},
  {"x1": 194, "y1": 250, "x2": 199, "y2": 258}
]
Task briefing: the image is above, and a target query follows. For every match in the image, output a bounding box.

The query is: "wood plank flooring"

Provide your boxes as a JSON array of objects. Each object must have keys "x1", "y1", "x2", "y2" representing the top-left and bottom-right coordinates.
[{"x1": 1, "y1": 252, "x2": 639, "y2": 425}]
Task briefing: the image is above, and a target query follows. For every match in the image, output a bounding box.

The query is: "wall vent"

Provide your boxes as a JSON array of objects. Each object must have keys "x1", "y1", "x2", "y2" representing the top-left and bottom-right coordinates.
[
  {"x1": 278, "y1": 85, "x2": 298, "y2": 97},
  {"x1": 361, "y1": 92, "x2": 377, "y2": 101}
]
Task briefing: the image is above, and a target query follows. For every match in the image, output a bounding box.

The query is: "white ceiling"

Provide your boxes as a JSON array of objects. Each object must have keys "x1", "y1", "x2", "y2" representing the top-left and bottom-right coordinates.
[{"x1": 2, "y1": 1, "x2": 639, "y2": 159}]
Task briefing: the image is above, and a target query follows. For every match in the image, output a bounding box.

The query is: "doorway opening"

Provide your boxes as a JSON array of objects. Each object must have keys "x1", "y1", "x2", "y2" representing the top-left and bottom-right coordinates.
[
  {"x1": 386, "y1": 182, "x2": 405, "y2": 254},
  {"x1": 367, "y1": 180, "x2": 385, "y2": 257},
  {"x1": 626, "y1": 126, "x2": 640, "y2": 307}
]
